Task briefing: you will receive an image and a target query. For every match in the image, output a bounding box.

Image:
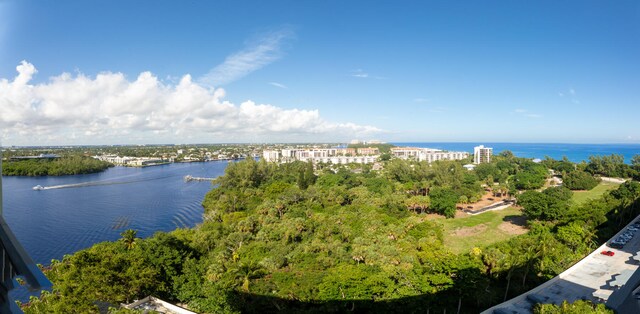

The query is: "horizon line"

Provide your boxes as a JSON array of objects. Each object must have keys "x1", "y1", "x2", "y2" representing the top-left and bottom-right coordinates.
[{"x1": 2, "y1": 141, "x2": 640, "y2": 148}]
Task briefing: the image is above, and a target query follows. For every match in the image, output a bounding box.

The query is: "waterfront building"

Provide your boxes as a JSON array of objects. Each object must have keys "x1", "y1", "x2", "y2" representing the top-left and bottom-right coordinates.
[
  {"x1": 473, "y1": 145, "x2": 493, "y2": 164},
  {"x1": 129, "y1": 158, "x2": 165, "y2": 166},
  {"x1": 265, "y1": 146, "x2": 465, "y2": 165},
  {"x1": 357, "y1": 147, "x2": 380, "y2": 155},
  {"x1": 93, "y1": 155, "x2": 166, "y2": 166},
  {"x1": 390, "y1": 147, "x2": 470, "y2": 163},
  {"x1": 263, "y1": 148, "x2": 379, "y2": 164},
  {"x1": 263, "y1": 150, "x2": 281, "y2": 163},
  {"x1": 9, "y1": 153, "x2": 60, "y2": 161}
]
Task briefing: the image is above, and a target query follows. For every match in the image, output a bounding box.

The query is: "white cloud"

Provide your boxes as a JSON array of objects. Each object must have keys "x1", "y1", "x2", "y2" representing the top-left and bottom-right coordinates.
[
  {"x1": 269, "y1": 82, "x2": 287, "y2": 89},
  {"x1": 513, "y1": 108, "x2": 542, "y2": 119},
  {"x1": 200, "y1": 27, "x2": 294, "y2": 86},
  {"x1": 0, "y1": 61, "x2": 382, "y2": 145},
  {"x1": 558, "y1": 88, "x2": 580, "y2": 104},
  {"x1": 351, "y1": 69, "x2": 369, "y2": 78},
  {"x1": 413, "y1": 98, "x2": 429, "y2": 103},
  {"x1": 350, "y1": 69, "x2": 386, "y2": 80}
]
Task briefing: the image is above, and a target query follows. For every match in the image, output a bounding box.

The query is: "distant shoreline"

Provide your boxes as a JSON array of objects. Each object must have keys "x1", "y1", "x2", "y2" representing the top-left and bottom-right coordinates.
[{"x1": 393, "y1": 142, "x2": 640, "y2": 164}]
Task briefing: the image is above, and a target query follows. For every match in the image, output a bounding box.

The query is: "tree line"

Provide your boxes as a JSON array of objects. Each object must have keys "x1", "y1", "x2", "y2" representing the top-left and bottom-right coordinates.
[{"x1": 2, "y1": 156, "x2": 113, "y2": 176}]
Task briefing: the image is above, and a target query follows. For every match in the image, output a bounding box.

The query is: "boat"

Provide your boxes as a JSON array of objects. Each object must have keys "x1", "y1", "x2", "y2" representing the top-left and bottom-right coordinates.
[{"x1": 33, "y1": 185, "x2": 45, "y2": 191}]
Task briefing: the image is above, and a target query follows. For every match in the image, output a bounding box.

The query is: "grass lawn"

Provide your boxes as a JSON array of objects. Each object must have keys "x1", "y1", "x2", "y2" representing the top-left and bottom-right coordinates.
[
  {"x1": 572, "y1": 181, "x2": 620, "y2": 206},
  {"x1": 433, "y1": 207, "x2": 526, "y2": 254}
]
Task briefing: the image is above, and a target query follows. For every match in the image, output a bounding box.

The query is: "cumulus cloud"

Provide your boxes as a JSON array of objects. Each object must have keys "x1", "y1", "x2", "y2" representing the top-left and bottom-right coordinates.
[
  {"x1": 200, "y1": 28, "x2": 294, "y2": 86},
  {"x1": 0, "y1": 61, "x2": 382, "y2": 145}
]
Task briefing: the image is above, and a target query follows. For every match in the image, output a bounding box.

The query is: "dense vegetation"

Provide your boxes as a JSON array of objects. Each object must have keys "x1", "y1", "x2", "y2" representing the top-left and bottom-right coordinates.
[
  {"x1": 517, "y1": 186, "x2": 573, "y2": 221},
  {"x1": 533, "y1": 300, "x2": 613, "y2": 313},
  {"x1": 21, "y1": 154, "x2": 640, "y2": 313},
  {"x1": 585, "y1": 154, "x2": 634, "y2": 178},
  {"x1": 2, "y1": 156, "x2": 113, "y2": 176},
  {"x1": 562, "y1": 170, "x2": 600, "y2": 190},
  {"x1": 543, "y1": 154, "x2": 640, "y2": 181}
]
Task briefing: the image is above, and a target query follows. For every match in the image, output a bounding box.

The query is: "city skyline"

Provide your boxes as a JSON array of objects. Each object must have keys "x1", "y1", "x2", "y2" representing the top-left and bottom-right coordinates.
[{"x1": 1, "y1": 1, "x2": 639, "y2": 145}]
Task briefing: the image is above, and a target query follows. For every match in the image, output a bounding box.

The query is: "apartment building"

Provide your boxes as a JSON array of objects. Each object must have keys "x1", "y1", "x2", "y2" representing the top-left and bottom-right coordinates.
[
  {"x1": 262, "y1": 148, "x2": 379, "y2": 164},
  {"x1": 390, "y1": 147, "x2": 469, "y2": 163},
  {"x1": 473, "y1": 145, "x2": 493, "y2": 164}
]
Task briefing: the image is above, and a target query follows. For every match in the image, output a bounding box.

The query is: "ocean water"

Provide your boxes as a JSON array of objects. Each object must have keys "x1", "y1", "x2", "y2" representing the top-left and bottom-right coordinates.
[{"x1": 393, "y1": 142, "x2": 640, "y2": 163}]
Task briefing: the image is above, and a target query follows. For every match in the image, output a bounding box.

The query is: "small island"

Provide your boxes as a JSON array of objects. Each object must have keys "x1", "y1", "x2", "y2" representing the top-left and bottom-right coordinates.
[{"x1": 1, "y1": 155, "x2": 113, "y2": 176}]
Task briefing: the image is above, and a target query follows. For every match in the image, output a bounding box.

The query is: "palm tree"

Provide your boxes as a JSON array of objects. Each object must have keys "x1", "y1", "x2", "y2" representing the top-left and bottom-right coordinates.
[
  {"x1": 500, "y1": 254, "x2": 519, "y2": 302},
  {"x1": 232, "y1": 262, "x2": 264, "y2": 292},
  {"x1": 120, "y1": 229, "x2": 138, "y2": 250},
  {"x1": 521, "y1": 244, "x2": 538, "y2": 287}
]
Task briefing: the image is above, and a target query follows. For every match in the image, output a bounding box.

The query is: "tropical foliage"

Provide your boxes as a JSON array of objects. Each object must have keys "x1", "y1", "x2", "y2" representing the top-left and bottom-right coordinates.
[
  {"x1": 22, "y1": 156, "x2": 640, "y2": 313},
  {"x1": 533, "y1": 300, "x2": 613, "y2": 314},
  {"x1": 2, "y1": 156, "x2": 112, "y2": 176},
  {"x1": 562, "y1": 170, "x2": 600, "y2": 190}
]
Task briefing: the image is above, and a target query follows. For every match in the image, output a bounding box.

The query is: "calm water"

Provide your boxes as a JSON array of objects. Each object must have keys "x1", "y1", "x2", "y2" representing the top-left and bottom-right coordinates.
[
  {"x1": 2, "y1": 161, "x2": 230, "y2": 266},
  {"x1": 394, "y1": 142, "x2": 640, "y2": 163}
]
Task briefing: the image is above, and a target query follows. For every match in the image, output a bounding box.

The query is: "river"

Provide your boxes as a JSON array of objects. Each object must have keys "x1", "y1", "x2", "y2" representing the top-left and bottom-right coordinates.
[{"x1": 2, "y1": 161, "x2": 230, "y2": 266}]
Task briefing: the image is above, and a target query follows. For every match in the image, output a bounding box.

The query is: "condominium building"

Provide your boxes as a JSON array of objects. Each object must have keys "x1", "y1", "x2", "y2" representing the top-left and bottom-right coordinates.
[
  {"x1": 262, "y1": 148, "x2": 379, "y2": 164},
  {"x1": 93, "y1": 155, "x2": 167, "y2": 166},
  {"x1": 473, "y1": 145, "x2": 493, "y2": 164},
  {"x1": 264, "y1": 146, "x2": 467, "y2": 164},
  {"x1": 390, "y1": 147, "x2": 469, "y2": 163},
  {"x1": 357, "y1": 147, "x2": 380, "y2": 155}
]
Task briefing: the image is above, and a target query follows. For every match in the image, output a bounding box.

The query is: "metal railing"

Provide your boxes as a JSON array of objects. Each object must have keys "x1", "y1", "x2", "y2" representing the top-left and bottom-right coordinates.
[{"x1": 0, "y1": 153, "x2": 52, "y2": 313}]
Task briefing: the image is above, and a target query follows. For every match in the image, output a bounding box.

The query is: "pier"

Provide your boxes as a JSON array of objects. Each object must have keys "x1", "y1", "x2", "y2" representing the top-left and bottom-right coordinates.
[{"x1": 183, "y1": 175, "x2": 216, "y2": 182}]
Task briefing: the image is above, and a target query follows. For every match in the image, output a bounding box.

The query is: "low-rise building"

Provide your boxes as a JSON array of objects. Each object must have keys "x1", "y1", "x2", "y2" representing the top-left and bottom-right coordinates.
[
  {"x1": 357, "y1": 147, "x2": 380, "y2": 155},
  {"x1": 93, "y1": 155, "x2": 166, "y2": 166}
]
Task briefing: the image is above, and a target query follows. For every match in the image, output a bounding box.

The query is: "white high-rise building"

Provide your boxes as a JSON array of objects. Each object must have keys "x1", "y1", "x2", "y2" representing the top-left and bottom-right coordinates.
[{"x1": 474, "y1": 145, "x2": 493, "y2": 164}]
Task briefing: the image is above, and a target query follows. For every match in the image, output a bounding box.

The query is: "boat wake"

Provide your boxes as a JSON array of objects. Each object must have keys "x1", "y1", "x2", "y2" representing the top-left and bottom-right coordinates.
[{"x1": 32, "y1": 174, "x2": 179, "y2": 191}]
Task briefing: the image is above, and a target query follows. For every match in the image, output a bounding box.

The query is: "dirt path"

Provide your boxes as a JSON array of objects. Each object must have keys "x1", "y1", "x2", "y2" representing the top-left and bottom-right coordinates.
[
  {"x1": 498, "y1": 215, "x2": 528, "y2": 235},
  {"x1": 457, "y1": 190, "x2": 507, "y2": 211}
]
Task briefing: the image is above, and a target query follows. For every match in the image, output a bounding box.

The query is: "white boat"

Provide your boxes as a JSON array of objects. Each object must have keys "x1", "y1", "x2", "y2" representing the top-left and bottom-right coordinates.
[{"x1": 33, "y1": 185, "x2": 45, "y2": 191}]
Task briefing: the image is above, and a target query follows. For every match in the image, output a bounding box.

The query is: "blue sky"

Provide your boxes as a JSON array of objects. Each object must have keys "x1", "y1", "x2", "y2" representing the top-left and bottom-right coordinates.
[{"x1": 1, "y1": 0, "x2": 639, "y2": 145}]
